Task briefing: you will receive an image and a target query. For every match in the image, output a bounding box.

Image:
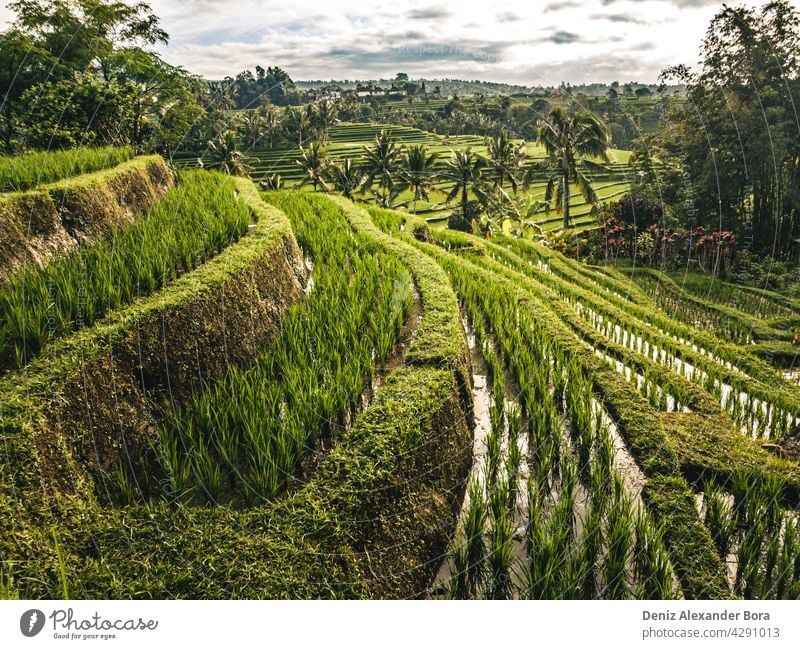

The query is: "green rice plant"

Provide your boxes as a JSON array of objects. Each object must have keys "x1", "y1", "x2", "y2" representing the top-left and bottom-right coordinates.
[
  {"x1": 558, "y1": 451, "x2": 578, "y2": 544},
  {"x1": 191, "y1": 437, "x2": 223, "y2": 502},
  {"x1": 603, "y1": 496, "x2": 633, "y2": 599},
  {"x1": 461, "y1": 481, "x2": 487, "y2": 598},
  {"x1": 487, "y1": 477, "x2": 514, "y2": 599},
  {"x1": 634, "y1": 511, "x2": 676, "y2": 599},
  {"x1": 506, "y1": 432, "x2": 523, "y2": 512},
  {"x1": 51, "y1": 529, "x2": 70, "y2": 600},
  {"x1": 114, "y1": 463, "x2": 136, "y2": 507},
  {"x1": 527, "y1": 517, "x2": 560, "y2": 599},
  {"x1": 764, "y1": 516, "x2": 783, "y2": 590},
  {"x1": 0, "y1": 145, "x2": 134, "y2": 192},
  {"x1": 0, "y1": 565, "x2": 18, "y2": 599},
  {"x1": 160, "y1": 192, "x2": 412, "y2": 505},
  {"x1": 562, "y1": 546, "x2": 590, "y2": 600},
  {"x1": 735, "y1": 515, "x2": 767, "y2": 598},
  {"x1": 703, "y1": 478, "x2": 736, "y2": 560},
  {"x1": 0, "y1": 170, "x2": 252, "y2": 367},
  {"x1": 580, "y1": 502, "x2": 603, "y2": 598},
  {"x1": 486, "y1": 412, "x2": 503, "y2": 488}
]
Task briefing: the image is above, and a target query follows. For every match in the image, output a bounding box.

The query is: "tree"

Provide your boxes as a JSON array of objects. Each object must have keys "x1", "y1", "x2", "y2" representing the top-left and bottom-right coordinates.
[
  {"x1": 204, "y1": 130, "x2": 253, "y2": 176},
  {"x1": 295, "y1": 141, "x2": 328, "y2": 191},
  {"x1": 259, "y1": 103, "x2": 282, "y2": 149},
  {"x1": 658, "y1": 0, "x2": 800, "y2": 257},
  {"x1": 231, "y1": 65, "x2": 297, "y2": 107},
  {"x1": 445, "y1": 147, "x2": 487, "y2": 221},
  {"x1": 325, "y1": 158, "x2": 364, "y2": 199},
  {"x1": 103, "y1": 46, "x2": 197, "y2": 151},
  {"x1": 485, "y1": 130, "x2": 526, "y2": 193},
  {"x1": 362, "y1": 129, "x2": 401, "y2": 206},
  {"x1": 9, "y1": 0, "x2": 168, "y2": 78},
  {"x1": 22, "y1": 74, "x2": 135, "y2": 148},
  {"x1": 0, "y1": 29, "x2": 52, "y2": 151},
  {"x1": 208, "y1": 78, "x2": 238, "y2": 110},
  {"x1": 537, "y1": 107, "x2": 611, "y2": 228},
  {"x1": 2, "y1": 0, "x2": 205, "y2": 153},
  {"x1": 284, "y1": 107, "x2": 310, "y2": 146},
  {"x1": 238, "y1": 109, "x2": 265, "y2": 151},
  {"x1": 399, "y1": 144, "x2": 439, "y2": 213},
  {"x1": 313, "y1": 101, "x2": 338, "y2": 145}
]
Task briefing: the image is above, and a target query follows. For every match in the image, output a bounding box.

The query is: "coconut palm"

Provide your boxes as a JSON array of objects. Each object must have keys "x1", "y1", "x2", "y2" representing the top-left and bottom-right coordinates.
[
  {"x1": 285, "y1": 107, "x2": 310, "y2": 147},
  {"x1": 295, "y1": 141, "x2": 328, "y2": 191},
  {"x1": 238, "y1": 110, "x2": 263, "y2": 151},
  {"x1": 325, "y1": 158, "x2": 364, "y2": 199},
  {"x1": 208, "y1": 78, "x2": 237, "y2": 111},
  {"x1": 399, "y1": 144, "x2": 439, "y2": 213},
  {"x1": 259, "y1": 103, "x2": 282, "y2": 149},
  {"x1": 485, "y1": 130, "x2": 526, "y2": 193},
  {"x1": 204, "y1": 130, "x2": 253, "y2": 176},
  {"x1": 362, "y1": 129, "x2": 401, "y2": 207},
  {"x1": 445, "y1": 147, "x2": 487, "y2": 221},
  {"x1": 313, "y1": 101, "x2": 338, "y2": 144},
  {"x1": 537, "y1": 107, "x2": 611, "y2": 229},
  {"x1": 260, "y1": 173, "x2": 284, "y2": 191}
]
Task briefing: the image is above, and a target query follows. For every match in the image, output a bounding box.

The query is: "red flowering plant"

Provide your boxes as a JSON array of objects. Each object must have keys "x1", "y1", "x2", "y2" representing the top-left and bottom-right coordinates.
[{"x1": 695, "y1": 229, "x2": 737, "y2": 275}]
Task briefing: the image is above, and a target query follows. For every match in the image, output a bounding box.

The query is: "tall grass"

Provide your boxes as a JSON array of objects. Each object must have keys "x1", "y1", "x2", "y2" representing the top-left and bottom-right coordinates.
[
  {"x1": 158, "y1": 192, "x2": 412, "y2": 504},
  {"x1": 0, "y1": 146, "x2": 134, "y2": 192},
  {"x1": 430, "y1": 226, "x2": 680, "y2": 600},
  {"x1": 0, "y1": 170, "x2": 251, "y2": 367}
]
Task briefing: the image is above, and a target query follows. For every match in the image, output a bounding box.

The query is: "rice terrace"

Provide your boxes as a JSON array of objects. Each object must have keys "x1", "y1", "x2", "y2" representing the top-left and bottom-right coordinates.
[{"x1": 2, "y1": 0, "x2": 800, "y2": 610}]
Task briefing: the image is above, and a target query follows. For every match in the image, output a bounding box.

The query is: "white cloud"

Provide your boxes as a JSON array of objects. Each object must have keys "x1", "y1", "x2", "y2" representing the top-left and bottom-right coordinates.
[{"x1": 3, "y1": 0, "x2": 800, "y2": 84}]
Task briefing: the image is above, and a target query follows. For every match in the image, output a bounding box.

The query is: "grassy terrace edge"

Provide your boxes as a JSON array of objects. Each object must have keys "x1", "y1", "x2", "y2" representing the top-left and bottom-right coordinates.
[
  {"x1": 0, "y1": 176, "x2": 307, "y2": 598},
  {"x1": 0, "y1": 190, "x2": 473, "y2": 599},
  {"x1": 0, "y1": 155, "x2": 173, "y2": 283},
  {"x1": 374, "y1": 208, "x2": 731, "y2": 599}
]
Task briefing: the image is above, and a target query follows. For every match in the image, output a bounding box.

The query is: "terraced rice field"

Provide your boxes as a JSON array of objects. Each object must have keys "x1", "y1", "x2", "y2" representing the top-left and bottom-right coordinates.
[
  {"x1": 1, "y1": 149, "x2": 799, "y2": 601},
  {"x1": 173, "y1": 121, "x2": 635, "y2": 232}
]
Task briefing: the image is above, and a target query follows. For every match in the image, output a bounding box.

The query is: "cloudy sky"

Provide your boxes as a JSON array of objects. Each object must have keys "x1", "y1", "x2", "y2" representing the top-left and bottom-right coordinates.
[{"x1": 2, "y1": 0, "x2": 796, "y2": 84}]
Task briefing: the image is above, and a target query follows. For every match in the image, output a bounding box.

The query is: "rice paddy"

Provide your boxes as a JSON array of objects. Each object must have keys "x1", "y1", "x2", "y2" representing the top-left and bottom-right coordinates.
[
  {"x1": 0, "y1": 170, "x2": 251, "y2": 368},
  {"x1": 173, "y1": 122, "x2": 635, "y2": 232},
  {"x1": 1, "y1": 152, "x2": 799, "y2": 602},
  {"x1": 0, "y1": 146, "x2": 134, "y2": 192}
]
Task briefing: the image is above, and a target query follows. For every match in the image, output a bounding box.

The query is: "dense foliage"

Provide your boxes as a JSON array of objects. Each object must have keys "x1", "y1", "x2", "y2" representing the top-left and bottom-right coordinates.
[{"x1": 657, "y1": 0, "x2": 800, "y2": 257}]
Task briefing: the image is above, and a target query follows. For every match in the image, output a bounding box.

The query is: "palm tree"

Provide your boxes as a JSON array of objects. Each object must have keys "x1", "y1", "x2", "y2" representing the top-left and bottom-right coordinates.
[
  {"x1": 313, "y1": 101, "x2": 338, "y2": 144},
  {"x1": 399, "y1": 144, "x2": 439, "y2": 213},
  {"x1": 445, "y1": 147, "x2": 487, "y2": 221},
  {"x1": 208, "y1": 78, "x2": 237, "y2": 110},
  {"x1": 204, "y1": 130, "x2": 253, "y2": 176},
  {"x1": 259, "y1": 103, "x2": 282, "y2": 149},
  {"x1": 324, "y1": 158, "x2": 364, "y2": 199},
  {"x1": 362, "y1": 129, "x2": 401, "y2": 207},
  {"x1": 295, "y1": 141, "x2": 328, "y2": 191},
  {"x1": 537, "y1": 107, "x2": 611, "y2": 229},
  {"x1": 485, "y1": 130, "x2": 526, "y2": 193},
  {"x1": 239, "y1": 110, "x2": 263, "y2": 150},
  {"x1": 285, "y1": 107, "x2": 310, "y2": 147},
  {"x1": 260, "y1": 173, "x2": 285, "y2": 191}
]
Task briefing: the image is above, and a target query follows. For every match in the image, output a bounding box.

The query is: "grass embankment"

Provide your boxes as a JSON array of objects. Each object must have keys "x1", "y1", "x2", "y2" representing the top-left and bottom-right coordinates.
[
  {"x1": 0, "y1": 155, "x2": 172, "y2": 283},
  {"x1": 0, "y1": 171, "x2": 254, "y2": 369},
  {"x1": 0, "y1": 189, "x2": 472, "y2": 599},
  {"x1": 0, "y1": 175, "x2": 305, "y2": 547}
]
